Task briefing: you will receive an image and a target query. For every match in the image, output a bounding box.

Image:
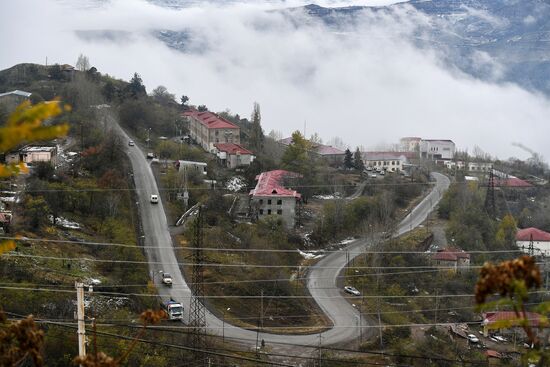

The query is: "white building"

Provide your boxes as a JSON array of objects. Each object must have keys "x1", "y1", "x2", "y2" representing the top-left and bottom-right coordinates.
[
  {"x1": 361, "y1": 152, "x2": 409, "y2": 172},
  {"x1": 183, "y1": 109, "x2": 240, "y2": 153},
  {"x1": 516, "y1": 227, "x2": 550, "y2": 255},
  {"x1": 419, "y1": 139, "x2": 455, "y2": 160},
  {"x1": 443, "y1": 161, "x2": 493, "y2": 172},
  {"x1": 214, "y1": 143, "x2": 255, "y2": 169}
]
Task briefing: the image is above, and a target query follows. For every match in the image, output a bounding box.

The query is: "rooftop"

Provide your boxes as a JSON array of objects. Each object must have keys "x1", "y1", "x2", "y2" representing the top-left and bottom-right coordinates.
[
  {"x1": 20, "y1": 145, "x2": 56, "y2": 153},
  {"x1": 0, "y1": 90, "x2": 32, "y2": 98},
  {"x1": 490, "y1": 177, "x2": 533, "y2": 188},
  {"x1": 183, "y1": 110, "x2": 239, "y2": 130},
  {"x1": 250, "y1": 170, "x2": 301, "y2": 198},
  {"x1": 214, "y1": 143, "x2": 253, "y2": 155},
  {"x1": 422, "y1": 139, "x2": 454, "y2": 143},
  {"x1": 361, "y1": 151, "x2": 411, "y2": 161},
  {"x1": 433, "y1": 248, "x2": 470, "y2": 262},
  {"x1": 483, "y1": 311, "x2": 543, "y2": 327},
  {"x1": 516, "y1": 227, "x2": 550, "y2": 242}
]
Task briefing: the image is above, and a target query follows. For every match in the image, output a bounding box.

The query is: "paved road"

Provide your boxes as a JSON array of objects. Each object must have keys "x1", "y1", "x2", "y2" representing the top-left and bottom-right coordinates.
[{"x1": 119, "y1": 123, "x2": 449, "y2": 353}]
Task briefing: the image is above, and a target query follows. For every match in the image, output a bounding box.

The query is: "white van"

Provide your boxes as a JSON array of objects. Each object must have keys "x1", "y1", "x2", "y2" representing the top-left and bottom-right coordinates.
[{"x1": 150, "y1": 194, "x2": 159, "y2": 204}]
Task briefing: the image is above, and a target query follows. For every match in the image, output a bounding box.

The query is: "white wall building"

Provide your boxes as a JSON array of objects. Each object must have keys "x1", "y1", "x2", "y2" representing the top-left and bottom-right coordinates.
[
  {"x1": 6, "y1": 145, "x2": 57, "y2": 166},
  {"x1": 419, "y1": 139, "x2": 455, "y2": 160},
  {"x1": 361, "y1": 152, "x2": 408, "y2": 172},
  {"x1": 516, "y1": 227, "x2": 550, "y2": 255}
]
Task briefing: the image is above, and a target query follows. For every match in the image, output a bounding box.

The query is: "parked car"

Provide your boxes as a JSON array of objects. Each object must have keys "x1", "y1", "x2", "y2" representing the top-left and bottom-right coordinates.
[
  {"x1": 150, "y1": 194, "x2": 159, "y2": 204},
  {"x1": 344, "y1": 286, "x2": 361, "y2": 296},
  {"x1": 369, "y1": 173, "x2": 377, "y2": 178},
  {"x1": 467, "y1": 334, "x2": 479, "y2": 343},
  {"x1": 493, "y1": 335, "x2": 507, "y2": 342},
  {"x1": 146, "y1": 152, "x2": 155, "y2": 159},
  {"x1": 128, "y1": 140, "x2": 135, "y2": 146}
]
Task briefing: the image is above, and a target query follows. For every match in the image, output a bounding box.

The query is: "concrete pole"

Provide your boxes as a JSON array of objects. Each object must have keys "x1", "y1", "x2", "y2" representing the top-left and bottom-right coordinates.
[{"x1": 75, "y1": 282, "x2": 86, "y2": 365}]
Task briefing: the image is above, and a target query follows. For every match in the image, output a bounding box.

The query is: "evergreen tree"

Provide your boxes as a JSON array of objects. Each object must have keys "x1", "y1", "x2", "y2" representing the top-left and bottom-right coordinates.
[
  {"x1": 281, "y1": 131, "x2": 311, "y2": 176},
  {"x1": 250, "y1": 102, "x2": 264, "y2": 152},
  {"x1": 125, "y1": 72, "x2": 146, "y2": 99},
  {"x1": 343, "y1": 149, "x2": 353, "y2": 169},
  {"x1": 354, "y1": 147, "x2": 365, "y2": 171}
]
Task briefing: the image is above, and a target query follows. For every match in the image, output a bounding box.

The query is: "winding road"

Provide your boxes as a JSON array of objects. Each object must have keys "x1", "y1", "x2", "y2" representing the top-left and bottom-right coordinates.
[{"x1": 117, "y1": 124, "x2": 450, "y2": 353}]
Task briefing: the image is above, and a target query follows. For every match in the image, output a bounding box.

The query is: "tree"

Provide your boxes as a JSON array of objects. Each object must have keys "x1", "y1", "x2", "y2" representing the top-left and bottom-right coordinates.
[
  {"x1": 49, "y1": 64, "x2": 63, "y2": 81},
  {"x1": 495, "y1": 214, "x2": 517, "y2": 248},
  {"x1": 197, "y1": 104, "x2": 208, "y2": 112},
  {"x1": 310, "y1": 132, "x2": 323, "y2": 145},
  {"x1": 125, "y1": 72, "x2": 147, "y2": 99},
  {"x1": 76, "y1": 53, "x2": 90, "y2": 71},
  {"x1": 249, "y1": 102, "x2": 264, "y2": 152},
  {"x1": 102, "y1": 80, "x2": 116, "y2": 102},
  {"x1": 343, "y1": 149, "x2": 353, "y2": 169},
  {"x1": 354, "y1": 147, "x2": 365, "y2": 171},
  {"x1": 152, "y1": 85, "x2": 175, "y2": 105},
  {"x1": 281, "y1": 130, "x2": 311, "y2": 175},
  {"x1": 180, "y1": 95, "x2": 189, "y2": 107}
]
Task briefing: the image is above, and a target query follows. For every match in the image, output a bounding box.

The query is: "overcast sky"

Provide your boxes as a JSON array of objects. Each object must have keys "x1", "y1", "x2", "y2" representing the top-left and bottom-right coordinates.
[{"x1": 1, "y1": 0, "x2": 548, "y2": 161}]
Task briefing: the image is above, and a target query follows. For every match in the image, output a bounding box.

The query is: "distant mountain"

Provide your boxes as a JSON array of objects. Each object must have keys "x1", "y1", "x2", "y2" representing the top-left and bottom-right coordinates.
[
  {"x1": 69, "y1": 0, "x2": 550, "y2": 96},
  {"x1": 294, "y1": 1, "x2": 550, "y2": 95}
]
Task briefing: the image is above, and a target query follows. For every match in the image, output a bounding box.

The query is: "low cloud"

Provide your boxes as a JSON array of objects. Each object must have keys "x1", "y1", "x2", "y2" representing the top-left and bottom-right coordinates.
[{"x1": 0, "y1": 0, "x2": 548, "y2": 161}]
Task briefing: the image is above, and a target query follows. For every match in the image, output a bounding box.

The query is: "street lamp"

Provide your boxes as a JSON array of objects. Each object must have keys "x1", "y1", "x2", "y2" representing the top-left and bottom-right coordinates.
[
  {"x1": 146, "y1": 128, "x2": 151, "y2": 149},
  {"x1": 223, "y1": 307, "x2": 230, "y2": 343}
]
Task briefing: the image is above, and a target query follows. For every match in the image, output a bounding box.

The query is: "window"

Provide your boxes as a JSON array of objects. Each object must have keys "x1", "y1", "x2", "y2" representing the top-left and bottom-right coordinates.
[
  {"x1": 267, "y1": 209, "x2": 272, "y2": 215},
  {"x1": 267, "y1": 199, "x2": 272, "y2": 205},
  {"x1": 259, "y1": 199, "x2": 263, "y2": 205},
  {"x1": 277, "y1": 209, "x2": 282, "y2": 215},
  {"x1": 277, "y1": 199, "x2": 282, "y2": 205},
  {"x1": 259, "y1": 209, "x2": 264, "y2": 215},
  {"x1": 215, "y1": 130, "x2": 219, "y2": 136}
]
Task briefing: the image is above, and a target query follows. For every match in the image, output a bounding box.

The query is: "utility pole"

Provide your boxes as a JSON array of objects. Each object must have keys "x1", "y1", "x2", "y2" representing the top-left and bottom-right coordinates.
[
  {"x1": 75, "y1": 282, "x2": 86, "y2": 365},
  {"x1": 529, "y1": 233, "x2": 535, "y2": 257},
  {"x1": 318, "y1": 333, "x2": 323, "y2": 367},
  {"x1": 485, "y1": 170, "x2": 496, "y2": 217},
  {"x1": 189, "y1": 206, "x2": 206, "y2": 365}
]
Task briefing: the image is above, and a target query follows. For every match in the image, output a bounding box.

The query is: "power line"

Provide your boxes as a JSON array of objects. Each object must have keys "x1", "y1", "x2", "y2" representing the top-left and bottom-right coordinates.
[
  {"x1": 4, "y1": 312, "x2": 488, "y2": 366},
  {"x1": 6, "y1": 253, "x2": 525, "y2": 270},
  {"x1": 0, "y1": 284, "x2": 546, "y2": 300},
  {"x1": 2, "y1": 234, "x2": 526, "y2": 255}
]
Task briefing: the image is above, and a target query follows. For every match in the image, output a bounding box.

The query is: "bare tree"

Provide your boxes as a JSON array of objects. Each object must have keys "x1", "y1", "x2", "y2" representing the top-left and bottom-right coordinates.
[{"x1": 76, "y1": 53, "x2": 90, "y2": 71}]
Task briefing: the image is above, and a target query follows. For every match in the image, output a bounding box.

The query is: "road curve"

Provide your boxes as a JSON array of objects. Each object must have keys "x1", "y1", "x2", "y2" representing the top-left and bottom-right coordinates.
[{"x1": 119, "y1": 123, "x2": 450, "y2": 350}]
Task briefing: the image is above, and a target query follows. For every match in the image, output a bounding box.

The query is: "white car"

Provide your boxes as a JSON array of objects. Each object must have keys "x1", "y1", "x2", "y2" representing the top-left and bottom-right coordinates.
[
  {"x1": 493, "y1": 335, "x2": 507, "y2": 342},
  {"x1": 161, "y1": 272, "x2": 173, "y2": 286},
  {"x1": 467, "y1": 334, "x2": 479, "y2": 343},
  {"x1": 128, "y1": 140, "x2": 135, "y2": 146},
  {"x1": 146, "y1": 152, "x2": 155, "y2": 159},
  {"x1": 150, "y1": 194, "x2": 159, "y2": 204},
  {"x1": 344, "y1": 286, "x2": 361, "y2": 296},
  {"x1": 369, "y1": 173, "x2": 377, "y2": 178}
]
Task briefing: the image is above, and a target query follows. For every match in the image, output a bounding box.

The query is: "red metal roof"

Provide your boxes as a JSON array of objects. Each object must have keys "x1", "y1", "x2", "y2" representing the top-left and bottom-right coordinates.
[
  {"x1": 214, "y1": 143, "x2": 253, "y2": 155},
  {"x1": 250, "y1": 170, "x2": 301, "y2": 198},
  {"x1": 433, "y1": 248, "x2": 470, "y2": 261},
  {"x1": 183, "y1": 110, "x2": 238, "y2": 130},
  {"x1": 516, "y1": 227, "x2": 550, "y2": 242},
  {"x1": 483, "y1": 311, "x2": 542, "y2": 327},
  {"x1": 315, "y1": 145, "x2": 345, "y2": 156},
  {"x1": 490, "y1": 177, "x2": 533, "y2": 188}
]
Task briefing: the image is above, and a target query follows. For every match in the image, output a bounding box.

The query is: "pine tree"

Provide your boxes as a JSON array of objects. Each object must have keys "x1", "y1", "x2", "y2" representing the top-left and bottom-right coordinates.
[
  {"x1": 343, "y1": 149, "x2": 353, "y2": 169},
  {"x1": 353, "y1": 148, "x2": 365, "y2": 171},
  {"x1": 250, "y1": 102, "x2": 264, "y2": 152}
]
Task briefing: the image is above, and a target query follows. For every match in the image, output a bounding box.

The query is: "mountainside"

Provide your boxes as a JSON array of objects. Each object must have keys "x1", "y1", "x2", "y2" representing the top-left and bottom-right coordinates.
[
  {"x1": 297, "y1": 0, "x2": 550, "y2": 95},
  {"x1": 146, "y1": 0, "x2": 550, "y2": 96}
]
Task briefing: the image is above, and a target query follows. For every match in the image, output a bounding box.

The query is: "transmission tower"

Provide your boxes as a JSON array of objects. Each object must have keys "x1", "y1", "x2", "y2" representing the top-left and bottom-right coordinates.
[
  {"x1": 189, "y1": 205, "x2": 206, "y2": 364},
  {"x1": 485, "y1": 170, "x2": 496, "y2": 217}
]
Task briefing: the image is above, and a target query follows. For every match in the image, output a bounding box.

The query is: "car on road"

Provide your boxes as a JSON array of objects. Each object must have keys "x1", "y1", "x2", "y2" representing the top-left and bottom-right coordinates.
[
  {"x1": 493, "y1": 335, "x2": 507, "y2": 342},
  {"x1": 344, "y1": 286, "x2": 361, "y2": 296},
  {"x1": 146, "y1": 152, "x2": 155, "y2": 159},
  {"x1": 128, "y1": 140, "x2": 135, "y2": 146},
  {"x1": 369, "y1": 173, "x2": 377, "y2": 178},
  {"x1": 150, "y1": 194, "x2": 159, "y2": 204},
  {"x1": 161, "y1": 272, "x2": 173, "y2": 286},
  {"x1": 467, "y1": 334, "x2": 479, "y2": 343}
]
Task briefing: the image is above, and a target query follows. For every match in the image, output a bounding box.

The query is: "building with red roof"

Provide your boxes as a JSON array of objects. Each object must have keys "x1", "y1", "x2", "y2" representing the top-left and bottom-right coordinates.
[
  {"x1": 250, "y1": 170, "x2": 301, "y2": 228},
  {"x1": 516, "y1": 227, "x2": 550, "y2": 255},
  {"x1": 432, "y1": 248, "x2": 470, "y2": 272},
  {"x1": 489, "y1": 176, "x2": 533, "y2": 188},
  {"x1": 183, "y1": 109, "x2": 240, "y2": 152},
  {"x1": 482, "y1": 311, "x2": 543, "y2": 337},
  {"x1": 214, "y1": 143, "x2": 255, "y2": 169}
]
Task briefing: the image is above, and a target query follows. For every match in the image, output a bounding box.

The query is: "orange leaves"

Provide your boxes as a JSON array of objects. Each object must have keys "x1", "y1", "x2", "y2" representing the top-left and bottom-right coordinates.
[
  {"x1": 0, "y1": 240, "x2": 16, "y2": 256},
  {"x1": 0, "y1": 311, "x2": 45, "y2": 367},
  {"x1": 475, "y1": 255, "x2": 541, "y2": 304},
  {"x1": 0, "y1": 100, "x2": 69, "y2": 179}
]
